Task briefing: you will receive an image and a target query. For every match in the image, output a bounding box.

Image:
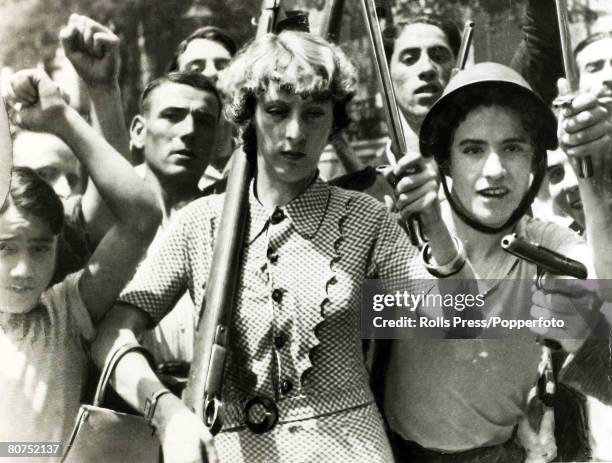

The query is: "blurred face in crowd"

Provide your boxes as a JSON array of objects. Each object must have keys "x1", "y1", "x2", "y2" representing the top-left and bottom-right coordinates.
[
  {"x1": 547, "y1": 149, "x2": 584, "y2": 228},
  {"x1": 176, "y1": 38, "x2": 232, "y2": 84},
  {"x1": 132, "y1": 82, "x2": 219, "y2": 184},
  {"x1": 391, "y1": 23, "x2": 454, "y2": 123},
  {"x1": 254, "y1": 85, "x2": 333, "y2": 187},
  {"x1": 576, "y1": 37, "x2": 612, "y2": 110},
  {"x1": 13, "y1": 132, "x2": 83, "y2": 201},
  {"x1": 0, "y1": 203, "x2": 57, "y2": 314},
  {"x1": 449, "y1": 105, "x2": 535, "y2": 227}
]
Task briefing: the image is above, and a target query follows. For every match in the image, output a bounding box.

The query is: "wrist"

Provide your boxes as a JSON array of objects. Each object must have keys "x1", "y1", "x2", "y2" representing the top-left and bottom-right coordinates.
[
  {"x1": 46, "y1": 105, "x2": 75, "y2": 137},
  {"x1": 150, "y1": 391, "x2": 182, "y2": 433},
  {"x1": 422, "y1": 236, "x2": 467, "y2": 278}
]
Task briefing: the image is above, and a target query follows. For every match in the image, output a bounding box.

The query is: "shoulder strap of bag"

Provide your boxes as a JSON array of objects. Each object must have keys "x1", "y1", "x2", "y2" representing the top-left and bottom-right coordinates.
[{"x1": 93, "y1": 343, "x2": 155, "y2": 407}]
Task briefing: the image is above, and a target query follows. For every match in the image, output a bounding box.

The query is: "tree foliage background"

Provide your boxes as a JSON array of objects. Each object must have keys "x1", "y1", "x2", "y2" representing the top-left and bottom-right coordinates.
[{"x1": 0, "y1": 0, "x2": 608, "y2": 128}]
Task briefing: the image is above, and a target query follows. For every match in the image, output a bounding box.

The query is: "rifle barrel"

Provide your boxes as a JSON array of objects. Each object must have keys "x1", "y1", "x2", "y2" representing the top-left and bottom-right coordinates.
[
  {"x1": 456, "y1": 21, "x2": 474, "y2": 72},
  {"x1": 555, "y1": 0, "x2": 593, "y2": 177}
]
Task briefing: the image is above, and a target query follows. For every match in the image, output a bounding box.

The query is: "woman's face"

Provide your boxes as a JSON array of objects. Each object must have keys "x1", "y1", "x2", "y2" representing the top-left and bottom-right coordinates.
[
  {"x1": 254, "y1": 85, "x2": 334, "y2": 186},
  {"x1": 449, "y1": 105, "x2": 535, "y2": 227}
]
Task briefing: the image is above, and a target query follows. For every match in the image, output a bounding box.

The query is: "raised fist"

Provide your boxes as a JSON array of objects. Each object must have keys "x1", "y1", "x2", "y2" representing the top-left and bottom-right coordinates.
[
  {"x1": 59, "y1": 14, "x2": 121, "y2": 89},
  {"x1": 7, "y1": 69, "x2": 68, "y2": 134}
]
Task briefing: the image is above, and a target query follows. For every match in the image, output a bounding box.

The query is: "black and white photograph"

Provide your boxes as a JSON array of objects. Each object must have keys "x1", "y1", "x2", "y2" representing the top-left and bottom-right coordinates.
[{"x1": 1, "y1": 0, "x2": 612, "y2": 461}]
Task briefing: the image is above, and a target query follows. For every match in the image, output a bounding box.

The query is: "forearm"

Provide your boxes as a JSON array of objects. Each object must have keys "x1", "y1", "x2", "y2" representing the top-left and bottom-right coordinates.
[
  {"x1": 88, "y1": 84, "x2": 131, "y2": 161},
  {"x1": 53, "y1": 107, "x2": 158, "y2": 230},
  {"x1": 580, "y1": 180, "x2": 612, "y2": 279},
  {"x1": 92, "y1": 305, "x2": 167, "y2": 416}
]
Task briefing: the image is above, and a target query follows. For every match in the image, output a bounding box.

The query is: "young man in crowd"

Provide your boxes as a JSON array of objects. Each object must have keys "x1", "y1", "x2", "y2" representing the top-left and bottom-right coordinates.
[
  {"x1": 552, "y1": 31, "x2": 612, "y2": 461},
  {"x1": 167, "y1": 25, "x2": 238, "y2": 193},
  {"x1": 59, "y1": 15, "x2": 223, "y2": 373},
  {"x1": 332, "y1": 0, "x2": 562, "y2": 201},
  {"x1": 13, "y1": 131, "x2": 84, "y2": 202}
]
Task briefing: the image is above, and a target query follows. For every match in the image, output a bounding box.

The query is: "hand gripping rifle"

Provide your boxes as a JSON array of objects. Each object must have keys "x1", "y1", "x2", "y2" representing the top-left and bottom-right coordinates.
[
  {"x1": 182, "y1": 0, "x2": 283, "y2": 435},
  {"x1": 553, "y1": 0, "x2": 593, "y2": 178},
  {"x1": 359, "y1": 0, "x2": 426, "y2": 248},
  {"x1": 501, "y1": 233, "x2": 588, "y2": 433}
]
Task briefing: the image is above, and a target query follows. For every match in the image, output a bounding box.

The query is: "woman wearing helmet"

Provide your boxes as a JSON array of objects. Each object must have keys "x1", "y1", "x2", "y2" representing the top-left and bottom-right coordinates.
[{"x1": 380, "y1": 62, "x2": 611, "y2": 462}]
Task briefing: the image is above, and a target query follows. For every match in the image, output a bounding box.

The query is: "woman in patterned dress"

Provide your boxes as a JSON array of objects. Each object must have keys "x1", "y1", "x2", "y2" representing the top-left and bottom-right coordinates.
[{"x1": 92, "y1": 31, "x2": 439, "y2": 463}]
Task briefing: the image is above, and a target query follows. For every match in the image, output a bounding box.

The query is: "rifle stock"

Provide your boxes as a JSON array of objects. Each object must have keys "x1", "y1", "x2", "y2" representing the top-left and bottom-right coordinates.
[{"x1": 183, "y1": 0, "x2": 283, "y2": 435}]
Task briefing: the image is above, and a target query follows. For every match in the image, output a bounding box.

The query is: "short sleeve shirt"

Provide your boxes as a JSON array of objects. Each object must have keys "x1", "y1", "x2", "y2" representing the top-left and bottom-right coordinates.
[
  {"x1": 0, "y1": 272, "x2": 94, "y2": 460},
  {"x1": 119, "y1": 178, "x2": 427, "y2": 428}
]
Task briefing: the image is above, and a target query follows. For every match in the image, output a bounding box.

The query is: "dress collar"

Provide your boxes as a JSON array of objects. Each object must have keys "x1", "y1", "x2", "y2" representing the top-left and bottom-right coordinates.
[{"x1": 248, "y1": 177, "x2": 331, "y2": 243}]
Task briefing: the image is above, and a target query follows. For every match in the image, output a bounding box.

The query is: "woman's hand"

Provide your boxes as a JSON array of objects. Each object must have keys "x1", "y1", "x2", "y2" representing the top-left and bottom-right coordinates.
[
  {"x1": 154, "y1": 394, "x2": 219, "y2": 463},
  {"x1": 382, "y1": 156, "x2": 443, "y2": 231}
]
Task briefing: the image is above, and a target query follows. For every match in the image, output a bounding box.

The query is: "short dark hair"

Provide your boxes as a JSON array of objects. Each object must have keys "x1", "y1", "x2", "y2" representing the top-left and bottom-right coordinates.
[
  {"x1": 427, "y1": 84, "x2": 548, "y2": 170},
  {"x1": 574, "y1": 31, "x2": 612, "y2": 60},
  {"x1": 139, "y1": 71, "x2": 222, "y2": 118},
  {"x1": 383, "y1": 15, "x2": 461, "y2": 64},
  {"x1": 167, "y1": 26, "x2": 237, "y2": 73},
  {"x1": 2, "y1": 167, "x2": 64, "y2": 235}
]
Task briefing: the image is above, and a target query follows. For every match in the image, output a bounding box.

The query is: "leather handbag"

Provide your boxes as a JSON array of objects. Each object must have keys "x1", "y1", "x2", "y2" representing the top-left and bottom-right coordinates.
[{"x1": 62, "y1": 343, "x2": 162, "y2": 462}]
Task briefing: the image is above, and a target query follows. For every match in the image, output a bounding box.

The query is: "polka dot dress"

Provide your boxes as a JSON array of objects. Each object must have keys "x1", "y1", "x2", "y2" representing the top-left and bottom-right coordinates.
[{"x1": 120, "y1": 178, "x2": 428, "y2": 461}]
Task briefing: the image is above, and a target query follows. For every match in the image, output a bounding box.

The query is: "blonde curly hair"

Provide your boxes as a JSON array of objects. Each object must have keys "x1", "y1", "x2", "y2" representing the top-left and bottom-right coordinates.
[{"x1": 219, "y1": 31, "x2": 357, "y2": 135}]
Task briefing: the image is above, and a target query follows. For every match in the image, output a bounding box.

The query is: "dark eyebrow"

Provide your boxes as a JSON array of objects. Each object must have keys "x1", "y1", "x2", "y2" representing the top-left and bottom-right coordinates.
[
  {"x1": 585, "y1": 58, "x2": 604, "y2": 66},
  {"x1": 502, "y1": 137, "x2": 529, "y2": 144},
  {"x1": 457, "y1": 139, "x2": 485, "y2": 146},
  {"x1": 160, "y1": 106, "x2": 188, "y2": 113}
]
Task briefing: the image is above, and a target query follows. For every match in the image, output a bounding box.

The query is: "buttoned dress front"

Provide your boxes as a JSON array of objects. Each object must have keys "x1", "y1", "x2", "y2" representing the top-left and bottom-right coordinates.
[{"x1": 119, "y1": 177, "x2": 426, "y2": 462}]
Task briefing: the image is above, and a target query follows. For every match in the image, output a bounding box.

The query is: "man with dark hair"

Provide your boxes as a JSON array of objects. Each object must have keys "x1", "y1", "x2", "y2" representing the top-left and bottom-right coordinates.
[
  {"x1": 574, "y1": 31, "x2": 612, "y2": 111},
  {"x1": 167, "y1": 25, "x2": 238, "y2": 192},
  {"x1": 130, "y1": 71, "x2": 221, "y2": 215},
  {"x1": 332, "y1": 0, "x2": 562, "y2": 199},
  {"x1": 552, "y1": 29, "x2": 612, "y2": 461},
  {"x1": 58, "y1": 15, "x2": 223, "y2": 372},
  {"x1": 167, "y1": 26, "x2": 237, "y2": 81}
]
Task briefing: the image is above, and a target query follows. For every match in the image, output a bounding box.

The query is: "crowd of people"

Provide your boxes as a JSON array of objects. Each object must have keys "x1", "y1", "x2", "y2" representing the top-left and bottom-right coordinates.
[{"x1": 1, "y1": 0, "x2": 612, "y2": 461}]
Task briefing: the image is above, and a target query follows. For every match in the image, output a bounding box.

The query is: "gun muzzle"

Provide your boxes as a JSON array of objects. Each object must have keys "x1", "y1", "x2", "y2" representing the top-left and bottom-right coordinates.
[{"x1": 501, "y1": 233, "x2": 587, "y2": 280}]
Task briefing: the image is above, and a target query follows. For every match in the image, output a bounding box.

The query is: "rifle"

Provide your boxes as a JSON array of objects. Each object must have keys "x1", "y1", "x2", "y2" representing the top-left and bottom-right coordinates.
[
  {"x1": 452, "y1": 21, "x2": 474, "y2": 78},
  {"x1": 182, "y1": 0, "x2": 283, "y2": 435},
  {"x1": 359, "y1": 0, "x2": 425, "y2": 248},
  {"x1": 0, "y1": 97, "x2": 11, "y2": 208},
  {"x1": 553, "y1": 0, "x2": 593, "y2": 178},
  {"x1": 319, "y1": 0, "x2": 345, "y2": 43}
]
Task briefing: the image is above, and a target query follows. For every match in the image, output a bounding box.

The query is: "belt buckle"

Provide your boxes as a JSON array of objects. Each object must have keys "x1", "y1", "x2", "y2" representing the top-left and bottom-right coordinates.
[{"x1": 244, "y1": 396, "x2": 279, "y2": 434}]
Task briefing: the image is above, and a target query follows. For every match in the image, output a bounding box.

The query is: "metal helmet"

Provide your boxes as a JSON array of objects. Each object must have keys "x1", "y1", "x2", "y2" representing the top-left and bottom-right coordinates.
[
  {"x1": 420, "y1": 62, "x2": 557, "y2": 161},
  {"x1": 418, "y1": 62, "x2": 558, "y2": 233}
]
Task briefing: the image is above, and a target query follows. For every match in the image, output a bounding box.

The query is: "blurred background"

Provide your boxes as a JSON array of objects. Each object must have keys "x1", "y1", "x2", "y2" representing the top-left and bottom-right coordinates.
[{"x1": 1, "y1": 0, "x2": 611, "y2": 177}]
